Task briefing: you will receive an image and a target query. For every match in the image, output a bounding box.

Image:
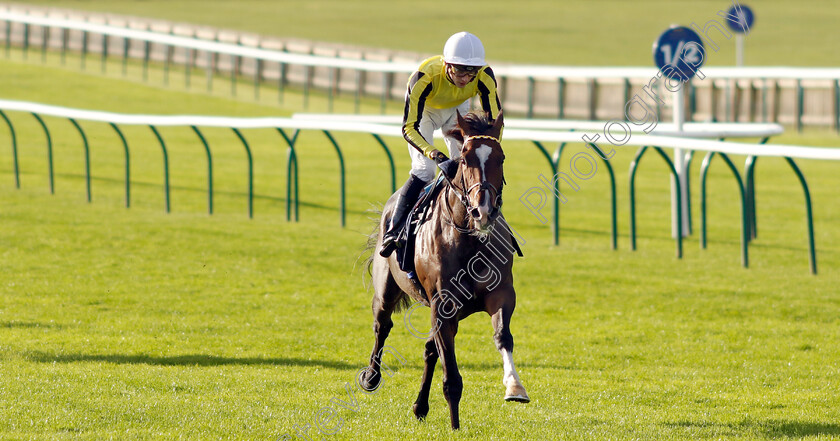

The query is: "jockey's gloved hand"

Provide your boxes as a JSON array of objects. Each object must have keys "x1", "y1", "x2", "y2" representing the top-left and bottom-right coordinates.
[
  {"x1": 431, "y1": 149, "x2": 449, "y2": 164},
  {"x1": 437, "y1": 159, "x2": 458, "y2": 180}
]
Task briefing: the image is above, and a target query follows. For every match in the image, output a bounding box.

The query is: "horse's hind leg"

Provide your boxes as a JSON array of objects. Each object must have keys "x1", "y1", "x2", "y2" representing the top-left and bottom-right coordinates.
[
  {"x1": 359, "y1": 256, "x2": 403, "y2": 392},
  {"x1": 486, "y1": 288, "x2": 530, "y2": 403},
  {"x1": 412, "y1": 337, "x2": 438, "y2": 420}
]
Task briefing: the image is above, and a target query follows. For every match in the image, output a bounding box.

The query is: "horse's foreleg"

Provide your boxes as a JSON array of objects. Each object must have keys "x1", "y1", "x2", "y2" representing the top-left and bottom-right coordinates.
[
  {"x1": 412, "y1": 337, "x2": 438, "y2": 420},
  {"x1": 434, "y1": 312, "x2": 462, "y2": 430},
  {"x1": 487, "y1": 290, "x2": 530, "y2": 403}
]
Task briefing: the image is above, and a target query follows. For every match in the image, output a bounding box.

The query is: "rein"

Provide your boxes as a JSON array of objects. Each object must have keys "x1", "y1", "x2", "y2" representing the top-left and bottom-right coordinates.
[
  {"x1": 440, "y1": 135, "x2": 504, "y2": 234},
  {"x1": 441, "y1": 176, "x2": 476, "y2": 234}
]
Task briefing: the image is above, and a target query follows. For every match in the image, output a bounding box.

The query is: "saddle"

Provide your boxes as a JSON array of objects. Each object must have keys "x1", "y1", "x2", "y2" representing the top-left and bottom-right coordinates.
[{"x1": 396, "y1": 175, "x2": 447, "y2": 273}]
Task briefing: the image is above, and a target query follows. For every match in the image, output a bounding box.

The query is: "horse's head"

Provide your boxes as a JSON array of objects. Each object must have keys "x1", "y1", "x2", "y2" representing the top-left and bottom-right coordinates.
[{"x1": 451, "y1": 110, "x2": 505, "y2": 235}]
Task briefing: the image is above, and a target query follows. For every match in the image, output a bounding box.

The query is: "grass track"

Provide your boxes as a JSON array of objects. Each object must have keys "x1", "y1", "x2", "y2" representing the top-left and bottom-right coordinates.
[{"x1": 2, "y1": 23, "x2": 840, "y2": 441}]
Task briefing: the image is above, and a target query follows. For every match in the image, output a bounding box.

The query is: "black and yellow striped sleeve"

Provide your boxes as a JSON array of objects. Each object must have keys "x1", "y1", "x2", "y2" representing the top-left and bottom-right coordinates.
[
  {"x1": 476, "y1": 67, "x2": 502, "y2": 121},
  {"x1": 402, "y1": 71, "x2": 436, "y2": 158}
]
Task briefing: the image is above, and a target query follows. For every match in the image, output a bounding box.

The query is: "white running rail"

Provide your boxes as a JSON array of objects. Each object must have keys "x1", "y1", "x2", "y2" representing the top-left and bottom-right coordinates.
[
  {"x1": 1, "y1": 99, "x2": 837, "y2": 160},
  {"x1": 3, "y1": 10, "x2": 840, "y2": 81}
]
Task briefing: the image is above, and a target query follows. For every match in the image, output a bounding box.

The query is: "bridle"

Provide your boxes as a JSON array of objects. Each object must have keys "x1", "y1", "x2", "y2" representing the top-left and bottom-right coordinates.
[{"x1": 441, "y1": 135, "x2": 504, "y2": 234}]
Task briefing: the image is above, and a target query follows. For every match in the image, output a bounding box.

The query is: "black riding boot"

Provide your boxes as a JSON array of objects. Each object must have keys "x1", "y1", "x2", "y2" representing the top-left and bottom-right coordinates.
[{"x1": 379, "y1": 174, "x2": 426, "y2": 257}]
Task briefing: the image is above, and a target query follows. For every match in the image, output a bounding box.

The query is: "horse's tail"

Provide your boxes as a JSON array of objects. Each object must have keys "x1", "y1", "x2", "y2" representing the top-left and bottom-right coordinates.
[
  {"x1": 359, "y1": 205, "x2": 411, "y2": 313},
  {"x1": 361, "y1": 208, "x2": 380, "y2": 290}
]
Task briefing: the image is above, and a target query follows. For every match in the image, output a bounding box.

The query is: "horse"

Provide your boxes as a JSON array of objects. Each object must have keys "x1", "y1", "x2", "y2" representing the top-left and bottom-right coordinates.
[{"x1": 360, "y1": 110, "x2": 529, "y2": 429}]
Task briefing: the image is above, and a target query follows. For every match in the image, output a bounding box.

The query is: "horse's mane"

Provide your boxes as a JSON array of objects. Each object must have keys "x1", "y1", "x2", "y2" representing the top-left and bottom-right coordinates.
[{"x1": 461, "y1": 111, "x2": 494, "y2": 135}]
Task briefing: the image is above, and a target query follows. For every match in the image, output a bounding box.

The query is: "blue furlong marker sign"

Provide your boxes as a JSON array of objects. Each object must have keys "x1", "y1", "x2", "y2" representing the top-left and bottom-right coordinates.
[{"x1": 652, "y1": 26, "x2": 706, "y2": 82}]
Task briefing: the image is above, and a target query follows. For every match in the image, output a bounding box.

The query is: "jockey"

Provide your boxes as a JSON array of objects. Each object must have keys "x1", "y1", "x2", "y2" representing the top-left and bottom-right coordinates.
[{"x1": 379, "y1": 31, "x2": 502, "y2": 257}]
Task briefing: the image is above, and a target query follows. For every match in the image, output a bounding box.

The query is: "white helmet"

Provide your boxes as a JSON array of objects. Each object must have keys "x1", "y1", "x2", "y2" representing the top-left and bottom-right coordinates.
[{"x1": 443, "y1": 32, "x2": 486, "y2": 66}]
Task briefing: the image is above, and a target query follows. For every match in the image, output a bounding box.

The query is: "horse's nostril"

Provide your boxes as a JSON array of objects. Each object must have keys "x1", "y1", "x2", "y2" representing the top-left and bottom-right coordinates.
[{"x1": 470, "y1": 207, "x2": 481, "y2": 218}]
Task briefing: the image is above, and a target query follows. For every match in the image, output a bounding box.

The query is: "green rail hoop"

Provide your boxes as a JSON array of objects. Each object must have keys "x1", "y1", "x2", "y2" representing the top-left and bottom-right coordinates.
[
  {"x1": 699, "y1": 151, "x2": 748, "y2": 268},
  {"x1": 321, "y1": 130, "x2": 346, "y2": 227},
  {"x1": 68, "y1": 118, "x2": 92, "y2": 203},
  {"x1": 277, "y1": 128, "x2": 300, "y2": 222},
  {"x1": 531, "y1": 140, "x2": 561, "y2": 245},
  {"x1": 532, "y1": 138, "x2": 616, "y2": 249},
  {"x1": 629, "y1": 146, "x2": 683, "y2": 259},
  {"x1": 190, "y1": 126, "x2": 213, "y2": 215},
  {"x1": 31, "y1": 113, "x2": 54, "y2": 194},
  {"x1": 148, "y1": 125, "x2": 170, "y2": 213},
  {"x1": 0, "y1": 110, "x2": 19, "y2": 188},
  {"x1": 743, "y1": 155, "x2": 816, "y2": 275},
  {"x1": 231, "y1": 128, "x2": 254, "y2": 219},
  {"x1": 108, "y1": 123, "x2": 130, "y2": 208},
  {"x1": 371, "y1": 134, "x2": 397, "y2": 194}
]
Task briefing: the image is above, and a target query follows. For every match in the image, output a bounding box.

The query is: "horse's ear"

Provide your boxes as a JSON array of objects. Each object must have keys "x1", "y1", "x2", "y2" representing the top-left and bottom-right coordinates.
[
  {"x1": 456, "y1": 109, "x2": 468, "y2": 133},
  {"x1": 491, "y1": 110, "x2": 504, "y2": 135}
]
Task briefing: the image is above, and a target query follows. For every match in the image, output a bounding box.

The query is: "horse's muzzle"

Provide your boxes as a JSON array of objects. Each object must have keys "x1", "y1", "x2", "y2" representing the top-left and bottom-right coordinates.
[{"x1": 470, "y1": 190, "x2": 499, "y2": 233}]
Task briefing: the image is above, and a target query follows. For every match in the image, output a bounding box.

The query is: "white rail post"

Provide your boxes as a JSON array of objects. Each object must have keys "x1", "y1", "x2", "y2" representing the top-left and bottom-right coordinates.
[{"x1": 671, "y1": 86, "x2": 690, "y2": 238}]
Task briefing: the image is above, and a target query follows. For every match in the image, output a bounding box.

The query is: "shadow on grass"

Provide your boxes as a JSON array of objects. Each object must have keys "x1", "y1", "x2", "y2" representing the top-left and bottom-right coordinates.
[
  {"x1": 456, "y1": 360, "x2": 577, "y2": 371},
  {"x1": 24, "y1": 351, "x2": 357, "y2": 369},
  {"x1": 666, "y1": 419, "x2": 840, "y2": 438},
  {"x1": 765, "y1": 421, "x2": 840, "y2": 438},
  {"x1": 1, "y1": 321, "x2": 62, "y2": 329}
]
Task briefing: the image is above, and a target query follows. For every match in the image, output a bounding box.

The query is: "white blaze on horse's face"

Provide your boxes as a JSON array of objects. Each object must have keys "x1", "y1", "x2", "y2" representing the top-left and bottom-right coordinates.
[{"x1": 473, "y1": 144, "x2": 494, "y2": 233}]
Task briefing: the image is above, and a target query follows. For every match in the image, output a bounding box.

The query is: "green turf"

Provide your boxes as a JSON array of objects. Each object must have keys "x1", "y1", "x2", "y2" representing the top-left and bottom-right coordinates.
[
  {"x1": 17, "y1": 0, "x2": 840, "y2": 66},
  {"x1": 2, "y1": 25, "x2": 840, "y2": 441}
]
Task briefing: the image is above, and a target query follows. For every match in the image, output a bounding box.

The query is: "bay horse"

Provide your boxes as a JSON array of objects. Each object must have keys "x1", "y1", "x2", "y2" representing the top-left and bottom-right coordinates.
[{"x1": 361, "y1": 110, "x2": 529, "y2": 429}]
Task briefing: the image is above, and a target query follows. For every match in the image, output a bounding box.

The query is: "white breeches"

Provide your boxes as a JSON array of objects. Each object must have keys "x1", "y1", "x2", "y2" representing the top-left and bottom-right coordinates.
[{"x1": 408, "y1": 100, "x2": 471, "y2": 183}]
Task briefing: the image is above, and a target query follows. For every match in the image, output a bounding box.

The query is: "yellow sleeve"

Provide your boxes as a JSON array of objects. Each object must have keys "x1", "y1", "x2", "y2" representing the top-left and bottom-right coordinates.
[
  {"x1": 476, "y1": 67, "x2": 504, "y2": 139},
  {"x1": 402, "y1": 70, "x2": 437, "y2": 158}
]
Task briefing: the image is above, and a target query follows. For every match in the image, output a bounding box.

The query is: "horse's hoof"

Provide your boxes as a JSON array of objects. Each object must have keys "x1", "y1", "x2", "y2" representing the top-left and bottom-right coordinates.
[
  {"x1": 357, "y1": 369, "x2": 381, "y2": 392},
  {"x1": 504, "y1": 385, "x2": 530, "y2": 403},
  {"x1": 504, "y1": 394, "x2": 530, "y2": 403},
  {"x1": 412, "y1": 402, "x2": 429, "y2": 420},
  {"x1": 359, "y1": 377, "x2": 381, "y2": 392}
]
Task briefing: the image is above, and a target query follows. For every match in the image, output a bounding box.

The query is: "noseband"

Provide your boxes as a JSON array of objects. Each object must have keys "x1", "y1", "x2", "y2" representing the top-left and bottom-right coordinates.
[{"x1": 442, "y1": 135, "x2": 504, "y2": 233}]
